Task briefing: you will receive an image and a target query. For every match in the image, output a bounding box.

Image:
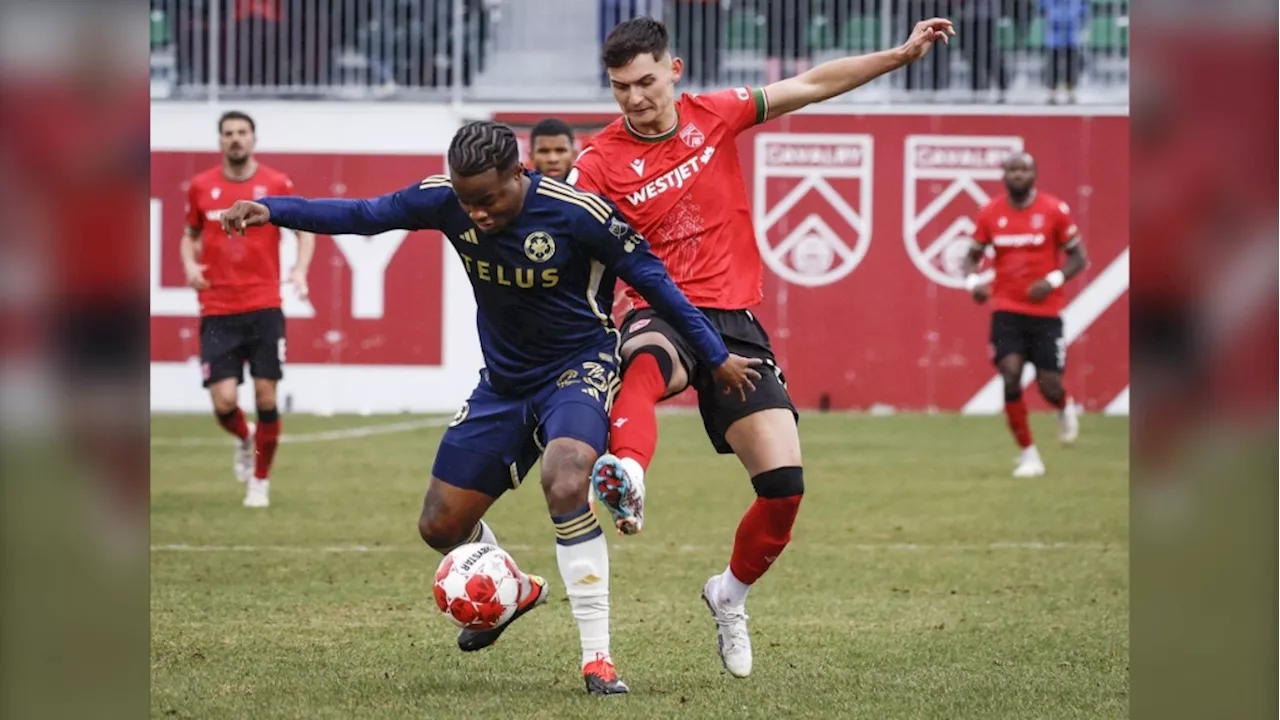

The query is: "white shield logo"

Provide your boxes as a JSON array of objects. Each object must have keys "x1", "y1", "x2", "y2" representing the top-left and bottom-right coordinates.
[
  {"x1": 903, "y1": 135, "x2": 1024, "y2": 289},
  {"x1": 753, "y1": 133, "x2": 874, "y2": 287}
]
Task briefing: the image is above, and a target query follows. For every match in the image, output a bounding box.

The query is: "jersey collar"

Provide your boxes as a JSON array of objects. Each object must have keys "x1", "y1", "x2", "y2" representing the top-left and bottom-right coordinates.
[{"x1": 624, "y1": 109, "x2": 680, "y2": 143}]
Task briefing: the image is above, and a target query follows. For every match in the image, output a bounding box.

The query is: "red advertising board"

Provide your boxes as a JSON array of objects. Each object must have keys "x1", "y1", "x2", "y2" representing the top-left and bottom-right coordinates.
[
  {"x1": 150, "y1": 153, "x2": 446, "y2": 366},
  {"x1": 152, "y1": 113, "x2": 1128, "y2": 412}
]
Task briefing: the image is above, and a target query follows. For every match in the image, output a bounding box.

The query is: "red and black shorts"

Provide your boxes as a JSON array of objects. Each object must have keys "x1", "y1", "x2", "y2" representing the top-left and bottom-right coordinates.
[
  {"x1": 199, "y1": 308, "x2": 286, "y2": 387},
  {"x1": 990, "y1": 310, "x2": 1066, "y2": 373},
  {"x1": 620, "y1": 307, "x2": 798, "y2": 454}
]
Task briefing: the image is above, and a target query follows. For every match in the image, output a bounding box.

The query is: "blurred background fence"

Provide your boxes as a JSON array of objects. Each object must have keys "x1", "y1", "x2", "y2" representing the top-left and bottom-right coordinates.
[{"x1": 150, "y1": 0, "x2": 1128, "y2": 105}]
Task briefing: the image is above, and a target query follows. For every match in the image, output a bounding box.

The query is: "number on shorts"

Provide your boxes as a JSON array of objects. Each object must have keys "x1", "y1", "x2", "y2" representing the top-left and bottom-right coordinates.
[
  {"x1": 278, "y1": 338, "x2": 288, "y2": 364},
  {"x1": 1055, "y1": 337, "x2": 1067, "y2": 370}
]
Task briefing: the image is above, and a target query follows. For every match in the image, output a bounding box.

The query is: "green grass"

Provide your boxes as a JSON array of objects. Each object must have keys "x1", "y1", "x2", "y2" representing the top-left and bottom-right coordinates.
[{"x1": 151, "y1": 412, "x2": 1129, "y2": 719}]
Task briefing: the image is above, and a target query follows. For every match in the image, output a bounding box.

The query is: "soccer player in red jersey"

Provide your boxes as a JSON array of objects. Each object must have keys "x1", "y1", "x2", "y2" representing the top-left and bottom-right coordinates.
[
  {"x1": 962, "y1": 152, "x2": 1089, "y2": 478},
  {"x1": 527, "y1": 117, "x2": 577, "y2": 181},
  {"x1": 181, "y1": 111, "x2": 315, "y2": 507},
  {"x1": 568, "y1": 16, "x2": 953, "y2": 677}
]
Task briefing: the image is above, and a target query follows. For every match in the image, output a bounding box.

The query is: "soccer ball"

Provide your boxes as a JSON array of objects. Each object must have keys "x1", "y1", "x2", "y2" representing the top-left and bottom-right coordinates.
[{"x1": 433, "y1": 543, "x2": 523, "y2": 630}]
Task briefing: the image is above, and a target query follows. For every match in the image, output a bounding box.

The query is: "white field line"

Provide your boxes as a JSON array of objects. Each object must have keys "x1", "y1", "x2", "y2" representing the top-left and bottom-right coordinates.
[
  {"x1": 150, "y1": 418, "x2": 448, "y2": 447},
  {"x1": 152, "y1": 541, "x2": 1124, "y2": 554}
]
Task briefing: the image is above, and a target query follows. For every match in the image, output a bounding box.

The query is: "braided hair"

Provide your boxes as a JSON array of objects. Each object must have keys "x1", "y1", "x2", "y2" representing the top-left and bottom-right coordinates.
[{"x1": 448, "y1": 121, "x2": 520, "y2": 178}]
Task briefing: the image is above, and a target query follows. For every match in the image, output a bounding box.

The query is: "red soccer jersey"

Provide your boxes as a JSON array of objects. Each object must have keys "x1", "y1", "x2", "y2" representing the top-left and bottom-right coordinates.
[
  {"x1": 570, "y1": 87, "x2": 769, "y2": 310},
  {"x1": 185, "y1": 164, "x2": 294, "y2": 316},
  {"x1": 972, "y1": 191, "x2": 1080, "y2": 317}
]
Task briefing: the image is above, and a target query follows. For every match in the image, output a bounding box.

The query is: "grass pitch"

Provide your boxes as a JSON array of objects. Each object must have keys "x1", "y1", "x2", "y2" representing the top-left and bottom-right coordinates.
[{"x1": 151, "y1": 412, "x2": 1128, "y2": 719}]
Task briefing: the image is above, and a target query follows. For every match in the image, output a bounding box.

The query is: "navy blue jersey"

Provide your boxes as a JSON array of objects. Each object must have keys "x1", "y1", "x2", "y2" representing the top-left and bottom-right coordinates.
[{"x1": 262, "y1": 171, "x2": 729, "y2": 395}]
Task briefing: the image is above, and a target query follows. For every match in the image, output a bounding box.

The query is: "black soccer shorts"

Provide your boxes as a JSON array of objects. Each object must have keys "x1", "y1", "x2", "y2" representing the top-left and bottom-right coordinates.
[
  {"x1": 989, "y1": 310, "x2": 1067, "y2": 373},
  {"x1": 199, "y1": 308, "x2": 286, "y2": 387},
  {"x1": 620, "y1": 307, "x2": 798, "y2": 454}
]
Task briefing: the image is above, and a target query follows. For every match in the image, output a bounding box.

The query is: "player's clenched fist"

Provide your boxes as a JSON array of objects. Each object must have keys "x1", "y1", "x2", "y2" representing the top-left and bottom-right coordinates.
[
  {"x1": 713, "y1": 354, "x2": 764, "y2": 402},
  {"x1": 220, "y1": 200, "x2": 271, "y2": 235}
]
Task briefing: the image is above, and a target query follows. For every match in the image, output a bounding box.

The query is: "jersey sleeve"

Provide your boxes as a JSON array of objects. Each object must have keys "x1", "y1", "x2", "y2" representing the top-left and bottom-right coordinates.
[
  {"x1": 1055, "y1": 199, "x2": 1082, "y2": 248},
  {"x1": 700, "y1": 87, "x2": 770, "y2": 134},
  {"x1": 184, "y1": 180, "x2": 202, "y2": 232},
  {"x1": 566, "y1": 147, "x2": 606, "y2": 194},
  {"x1": 261, "y1": 175, "x2": 453, "y2": 235},
  {"x1": 574, "y1": 202, "x2": 730, "y2": 368}
]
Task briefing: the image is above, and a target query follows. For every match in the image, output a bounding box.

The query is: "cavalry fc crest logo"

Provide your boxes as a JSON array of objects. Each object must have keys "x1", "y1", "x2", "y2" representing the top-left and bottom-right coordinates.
[
  {"x1": 753, "y1": 133, "x2": 874, "y2": 287},
  {"x1": 902, "y1": 135, "x2": 1025, "y2": 289}
]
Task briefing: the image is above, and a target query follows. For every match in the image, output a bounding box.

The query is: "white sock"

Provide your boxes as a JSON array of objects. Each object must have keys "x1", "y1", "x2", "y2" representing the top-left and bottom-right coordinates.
[
  {"x1": 717, "y1": 565, "x2": 751, "y2": 607},
  {"x1": 1021, "y1": 445, "x2": 1042, "y2": 462},
  {"x1": 477, "y1": 520, "x2": 498, "y2": 546},
  {"x1": 553, "y1": 505, "x2": 611, "y2": 667}
]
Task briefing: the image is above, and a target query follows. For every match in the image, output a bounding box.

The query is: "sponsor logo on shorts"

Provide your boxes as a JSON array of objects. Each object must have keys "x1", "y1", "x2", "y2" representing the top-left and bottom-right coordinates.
[{"x1": 628, "y1": 318, "x2": 652, "y2": 333}]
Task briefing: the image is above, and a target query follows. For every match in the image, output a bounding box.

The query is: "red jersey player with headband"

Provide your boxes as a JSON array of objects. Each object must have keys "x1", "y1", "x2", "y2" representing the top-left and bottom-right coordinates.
[
  {"x1": 569, "y1": 15, "x2": 954, "y2": 678},
  {"x1": 962, "y1": 151, "x2": 1090, "y2": 478}
]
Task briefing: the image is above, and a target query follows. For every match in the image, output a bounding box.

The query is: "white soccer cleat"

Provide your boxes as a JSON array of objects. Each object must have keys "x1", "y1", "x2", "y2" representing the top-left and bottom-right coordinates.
[
  {"x1": 1012, "y1": 446, "x2": 1046, "y2": 478},
  {"x1": 235, "y1": 421, "x2": 256, "y2": 483},
  {"x1": 1058, "y1": 401, "x2": 1080, "y2": 444},
  {"x1": 701, "y1": 575, "x2": 753, "y2": 678},
  {"x1": 243, "y1": 477, "x2": 270, "y2": 507},
  {"x1": 591, "y1": 454, "x2": 646, "y2": 535}
]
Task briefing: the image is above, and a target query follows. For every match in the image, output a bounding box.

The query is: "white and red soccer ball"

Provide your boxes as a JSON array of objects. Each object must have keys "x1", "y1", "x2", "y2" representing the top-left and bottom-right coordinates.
[{"x1": 433, "y1": 543, "x2": 523, "y2": 630}]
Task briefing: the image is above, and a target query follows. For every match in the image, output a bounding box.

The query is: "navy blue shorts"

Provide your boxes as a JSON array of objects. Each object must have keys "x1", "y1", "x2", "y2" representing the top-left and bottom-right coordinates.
[{"x1": 431, "y1": 354, "x2": 619, "y2": 498}]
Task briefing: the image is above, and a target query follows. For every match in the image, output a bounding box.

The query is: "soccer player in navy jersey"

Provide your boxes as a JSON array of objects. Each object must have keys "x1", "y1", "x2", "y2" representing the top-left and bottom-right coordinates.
[{"x1": 219, "y1": 121, "x2": 760, "y2": 695}]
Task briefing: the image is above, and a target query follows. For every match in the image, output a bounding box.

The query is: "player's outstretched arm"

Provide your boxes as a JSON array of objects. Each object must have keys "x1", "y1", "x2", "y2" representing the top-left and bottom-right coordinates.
[
  {"x1": 220, "y1": 182, "x2": 446, "y2": 237},
  {"x1": 762, "y1": 18, "x2": 954, "y2": 120}
]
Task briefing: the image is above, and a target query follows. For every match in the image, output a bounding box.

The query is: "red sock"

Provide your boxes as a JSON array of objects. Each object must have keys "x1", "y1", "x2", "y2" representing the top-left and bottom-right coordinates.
[
  {"x1": 608, "y1": 353, "x2": 667, "y2": 469},
  {"x1": 254, "y1": 418, "x2": 281, "y2": 480},
  {"x1": 728, "y1": 495, "x2": 802, "y2": 585},
  {"x1": 216, "y1": 407, "x2": 249, "y2": 441},
  {"x1": 1004, "y1": 398, "x2": 1034, "y2": 448}
]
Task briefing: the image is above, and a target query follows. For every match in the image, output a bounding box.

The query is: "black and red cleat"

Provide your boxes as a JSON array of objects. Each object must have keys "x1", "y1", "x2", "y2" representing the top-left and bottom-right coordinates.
[
  {"x1": 457, "y1": 574, "x2": 548, "y2": 652},
  {"x1": 583, "y1": 653, "x2": 630, "y2": 696}
]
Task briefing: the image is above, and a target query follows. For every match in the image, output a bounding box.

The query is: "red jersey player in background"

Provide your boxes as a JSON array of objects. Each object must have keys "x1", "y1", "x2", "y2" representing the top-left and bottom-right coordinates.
[
  {"x1": 181, "y1": 111, "x2": 315, "y2": 508},
  {"x1": 569, "y1": 16, "x2": 953, "y2": 678},
  {"x1": 527, "y1": 117, "x2": 577, "y2": 181},
  {"x1": 962, "y1": 152, "x2": 1089, "y2": 478}
]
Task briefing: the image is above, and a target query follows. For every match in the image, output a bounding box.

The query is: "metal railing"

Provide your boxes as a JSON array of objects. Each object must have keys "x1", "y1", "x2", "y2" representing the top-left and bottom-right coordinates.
[{"x1": 150, "y1": 0, "x2": 1128, "y2": 104}]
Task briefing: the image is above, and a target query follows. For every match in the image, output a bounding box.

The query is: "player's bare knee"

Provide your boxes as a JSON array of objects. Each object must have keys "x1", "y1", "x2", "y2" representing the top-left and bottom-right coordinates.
[
  {"x1": 621, "y1": 332, "x2": 688, "y2": 393},
  {"x1": 418, "y1": 499, "x2": 469, "y2": 552},
  {"x1": 539, "y1": 440, "x2": 595, "y2": 514},
  {"x1": 253, "y1": 380, "x2": 278, "y2": 411},
  {"x1": 1037, "y1": 375, "x2": 1064, "y2": 403},
  {"x1": 209, "y1": 384, "x2": 238, "y2": 415}
]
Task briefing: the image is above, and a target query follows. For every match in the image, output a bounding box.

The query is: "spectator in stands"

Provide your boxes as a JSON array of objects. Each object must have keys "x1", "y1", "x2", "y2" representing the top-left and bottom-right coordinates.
[
  {"x1": 1040, "y1": 0, "x2": 1088, "y2": 103},
  {"x1": 958, "y1": 0, "x2": 1008, "y2": 100},
  {"x1": 670, "y1": 0, "x2": 725, "y2": 87}
]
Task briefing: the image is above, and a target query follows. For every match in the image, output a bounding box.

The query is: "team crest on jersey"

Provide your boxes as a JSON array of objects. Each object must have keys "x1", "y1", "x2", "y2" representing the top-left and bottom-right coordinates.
[
  {"x1": 608, "y1": 216, "x2": 630, "y2": 237},
  {"x1": 680, "y1": 124, "x2": 705, "y2": 149},
  {"x1": 523, "y1": 231, "x2": 556, "y2": 263},
  {"x1": 622, "y1": 233, "x2": 641, "y2": 253},
  {"x1": 253, "y1": 185, "x2": 268, "y2": 199},
  {"x1": 1031, "y1": 213, "x2": 1045, "y2": 229},
  {"x1": 210, "y1": 187, "x2": 221, "y2": 200},
  {"x1": 902, "y1": 135, "x2": 1026, "y2": 289}
]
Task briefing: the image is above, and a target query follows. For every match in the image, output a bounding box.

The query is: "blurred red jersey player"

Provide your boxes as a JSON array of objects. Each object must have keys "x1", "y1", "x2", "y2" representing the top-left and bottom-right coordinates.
[
  {"x1": 181, "y1": 111, "x2": 314, "y2": 508},
  {"x1": 963, "y1": 152, "x2": 1090, "y2": 478}
]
